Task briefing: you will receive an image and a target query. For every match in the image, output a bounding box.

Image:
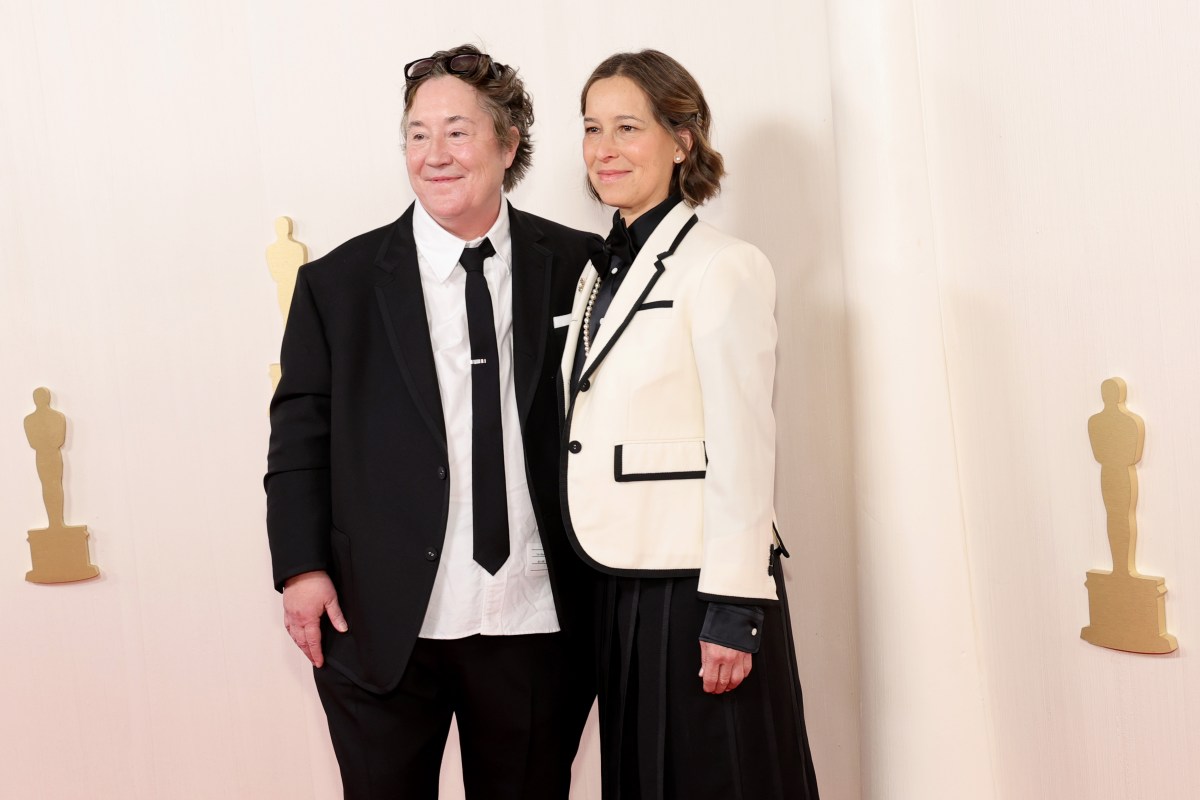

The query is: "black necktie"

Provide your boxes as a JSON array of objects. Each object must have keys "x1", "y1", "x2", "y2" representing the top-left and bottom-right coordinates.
[{"x1": 460, "y1": 238, "x2": 509, "y2": 574}]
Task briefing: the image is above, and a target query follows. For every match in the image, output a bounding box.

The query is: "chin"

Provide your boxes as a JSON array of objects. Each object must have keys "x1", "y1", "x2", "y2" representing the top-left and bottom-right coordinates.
[
  {"x1": 423, "y1": 196, "x2": 470, "y2": 220},
  {"x1": 593, "y1": 188, "x2": 628, "y2": 211}
]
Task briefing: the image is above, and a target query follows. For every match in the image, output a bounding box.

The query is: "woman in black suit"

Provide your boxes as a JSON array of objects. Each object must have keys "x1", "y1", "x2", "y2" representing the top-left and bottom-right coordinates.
[{"x1": 559, "y1": 50, "x2": 820, "y2": 799}]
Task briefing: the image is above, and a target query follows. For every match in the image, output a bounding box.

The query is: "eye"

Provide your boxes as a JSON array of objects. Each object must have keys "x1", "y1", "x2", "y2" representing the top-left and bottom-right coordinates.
[
  {"x1": 619, "y1": 124, "x2": 636, "y2": 133},
  {"x1": 449, "y1": 130, "x2": 468, "y2": 138},
  {"x1": 409, "y1": 131, "x2": 426, "y2": 142},
  {"x1": 583, "y1": 125, "x2": 600, "y2": 135}
]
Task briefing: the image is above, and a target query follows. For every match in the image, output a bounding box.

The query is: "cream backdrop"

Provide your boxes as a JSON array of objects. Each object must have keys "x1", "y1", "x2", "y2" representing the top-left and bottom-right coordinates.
[
  {"x1": 7, "y1": 1, "x2": 1197, "y2": 799},
  {"x1": 828, "y1": 1, "x2": 1200, "y2": 799},
  {"x1": 0, "y1": 1, "x2": 857, "y2": 799}
]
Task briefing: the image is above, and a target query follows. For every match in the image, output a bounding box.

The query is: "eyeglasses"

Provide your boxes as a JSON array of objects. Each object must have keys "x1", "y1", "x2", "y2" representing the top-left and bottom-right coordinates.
[{"x1": 403, "y1": 53, "x2": 506, "y2": 82}]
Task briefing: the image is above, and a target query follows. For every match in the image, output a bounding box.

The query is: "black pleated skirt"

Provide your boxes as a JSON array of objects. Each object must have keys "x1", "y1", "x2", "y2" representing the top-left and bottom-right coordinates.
[{"x1": 596, "y1": 551, "x2": 820, "y2": 800}]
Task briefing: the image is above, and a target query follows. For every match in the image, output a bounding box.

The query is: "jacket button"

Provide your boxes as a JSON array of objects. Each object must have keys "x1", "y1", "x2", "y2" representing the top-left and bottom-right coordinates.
[
  {"x1": 569, "y1": 440, "x2": 582, "y2": 453},
  {"x1": 436, "y1": 466, "x2": 447, "y2": 480},
  {"x1": 425, "y1": 547, "x2": 439, "y2": 561},
  {"x1": 579, "y1": 378, "x2": 591, "y2": 392}
]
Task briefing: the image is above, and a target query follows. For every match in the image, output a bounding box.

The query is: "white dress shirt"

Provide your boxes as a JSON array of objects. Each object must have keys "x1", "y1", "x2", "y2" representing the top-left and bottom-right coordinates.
[{"x1": 413, "y1": 198, "x2": 561, "y2": 639}]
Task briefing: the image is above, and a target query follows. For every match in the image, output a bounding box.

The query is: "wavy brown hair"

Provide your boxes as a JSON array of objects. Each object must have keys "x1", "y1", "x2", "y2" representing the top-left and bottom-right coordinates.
[
  {"x1": 402, "y1": 44, "x2": 535, "y2": 192},
  {"x1": 580, "y1": 49, "x2": 724, "y2": 207}
]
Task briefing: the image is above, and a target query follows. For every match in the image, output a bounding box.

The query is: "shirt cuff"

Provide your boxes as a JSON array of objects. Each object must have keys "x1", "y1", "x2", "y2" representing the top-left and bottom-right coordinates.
[{"x1": 698, "y1": 602, "x2": 764, "y2": 654}]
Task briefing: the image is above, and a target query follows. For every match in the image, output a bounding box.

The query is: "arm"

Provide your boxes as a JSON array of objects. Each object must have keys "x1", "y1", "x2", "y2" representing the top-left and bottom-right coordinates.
[
  {"x1": 691, "y1": 240, "x2": 779, "y2": 603},
  {"x1": 265, "y1": 266, "x2": 345, "y2": 665},
  {"x1": 690, "y1": 240, "x2": 779, "y2": 691}
]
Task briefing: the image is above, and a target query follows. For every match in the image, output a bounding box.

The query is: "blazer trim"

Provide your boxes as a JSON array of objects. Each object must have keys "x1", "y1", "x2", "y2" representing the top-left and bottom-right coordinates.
[
  {"x1": 697, "y1": 590, "x2": 781, "y2": 607},
  {"x1": 613, "y1": 444, "x2": 707, "y2": 483},
  {"x1": 772, "y1": 522, "x2": 790, "y2": 558},
  {"x1": 638, "y1": 299, "x2": 674, "y2": 310}
]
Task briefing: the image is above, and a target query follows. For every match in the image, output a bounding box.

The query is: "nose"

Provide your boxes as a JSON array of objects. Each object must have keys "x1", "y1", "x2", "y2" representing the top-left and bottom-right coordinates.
[
  {"x1": 426, "y1": 136, "x2": 452, "y2": 167},
  {"x1": 594, "y1": 131, "x2": 618, "y2": 161}
]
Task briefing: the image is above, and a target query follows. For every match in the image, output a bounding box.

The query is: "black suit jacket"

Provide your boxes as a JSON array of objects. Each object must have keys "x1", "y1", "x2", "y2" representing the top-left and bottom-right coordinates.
[{"x1": 266, "y1": 202, "x2": 600, "y2": 693}]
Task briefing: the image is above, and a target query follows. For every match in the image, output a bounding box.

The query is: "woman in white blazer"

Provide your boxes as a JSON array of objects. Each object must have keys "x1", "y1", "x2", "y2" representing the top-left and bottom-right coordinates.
[{"x1": 560, "y1": 50, "x2": 820, "y2": 800}]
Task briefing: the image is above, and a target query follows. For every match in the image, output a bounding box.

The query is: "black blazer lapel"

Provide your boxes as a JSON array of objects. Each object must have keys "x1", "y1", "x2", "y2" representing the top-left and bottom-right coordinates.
[
  {"x1": 508, "y1": 206, "x2": 552, "y2": 430},
  {"x1": 372, "y1": 205, "x2": 447, "y2": 449}
]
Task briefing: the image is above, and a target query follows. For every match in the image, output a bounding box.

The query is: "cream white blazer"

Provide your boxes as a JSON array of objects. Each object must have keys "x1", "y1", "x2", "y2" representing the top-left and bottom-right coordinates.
[{"x1": 559, "y1": 204, "x2": 780, "y2": 602}]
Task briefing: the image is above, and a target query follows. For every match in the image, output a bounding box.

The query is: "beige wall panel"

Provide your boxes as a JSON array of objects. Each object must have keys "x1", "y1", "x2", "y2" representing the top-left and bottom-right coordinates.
[
  {"x1": 827, "y1": 1, "x2": 995, "y2": 798},
  {"x1": 911, "y1": 1, "x2": 1200, "y2": 797},
  {"x1": 0, "y1": 1, "x2": 856, "y2": 798}
]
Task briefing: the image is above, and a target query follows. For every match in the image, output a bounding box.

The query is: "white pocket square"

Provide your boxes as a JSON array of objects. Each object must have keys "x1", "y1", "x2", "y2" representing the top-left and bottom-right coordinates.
[{"x1": 553, "y1": 313, "x2": 572, "y2": 329}]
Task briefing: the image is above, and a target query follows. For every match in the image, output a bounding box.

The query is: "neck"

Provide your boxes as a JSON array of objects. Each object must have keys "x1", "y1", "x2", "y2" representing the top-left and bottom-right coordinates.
[
  {"x1": 618, "y1": 206, "x2": 648, "y2": 227},
  {"x1": 618, "y1": 190, "x2": 671, "y2": 228},
  {"x1": 430, "y1": 196, "x2": 503, "y2": 241}
]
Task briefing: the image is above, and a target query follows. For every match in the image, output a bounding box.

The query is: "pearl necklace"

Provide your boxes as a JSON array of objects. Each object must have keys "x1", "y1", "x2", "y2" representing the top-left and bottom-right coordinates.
[{"x1": 581, "y1": 274, "x2": 603, "y2": 356}]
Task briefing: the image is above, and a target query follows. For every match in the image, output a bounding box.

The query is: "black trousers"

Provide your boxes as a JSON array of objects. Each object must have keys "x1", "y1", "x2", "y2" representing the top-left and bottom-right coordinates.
[
  {"x1": 314, "y1": 632, "x2": 591, "y2": 800},
  {"x1": 597, "y1": 554, "x2": 820, "y2": 800}
]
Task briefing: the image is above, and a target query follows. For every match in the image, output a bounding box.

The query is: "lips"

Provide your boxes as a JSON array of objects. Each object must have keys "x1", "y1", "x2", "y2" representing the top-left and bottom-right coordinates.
[{"x1": 595, "y1": 170, "x2": 629, "y2": 183}]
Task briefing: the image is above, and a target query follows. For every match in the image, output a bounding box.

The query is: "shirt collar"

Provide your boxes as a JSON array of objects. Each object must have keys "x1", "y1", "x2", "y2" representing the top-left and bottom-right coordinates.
[
  {"x1": 615, "y1": 194, "x2": 683, "y2": 259},
  {"x1": 413, "y1": 197, "x2": 513, "y2": 284}
]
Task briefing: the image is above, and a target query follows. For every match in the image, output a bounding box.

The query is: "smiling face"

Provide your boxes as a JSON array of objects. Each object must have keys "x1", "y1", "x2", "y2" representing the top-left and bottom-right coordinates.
[
  {"x1": 583, "y1": 75, "x2": 690, "y2": 224},
  {"x1": 405, "y1": 76, "x2": 519, "y2": 239}
]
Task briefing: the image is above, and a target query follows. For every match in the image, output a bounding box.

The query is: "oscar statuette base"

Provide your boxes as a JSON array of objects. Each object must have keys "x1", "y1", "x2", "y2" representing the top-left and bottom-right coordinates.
[
  {"x1": 26, "y1": 526, "x2": 101, "y2": 584},
  {"x1": 1081, "y1": 569, "x2": 1177, "y2": 654}
]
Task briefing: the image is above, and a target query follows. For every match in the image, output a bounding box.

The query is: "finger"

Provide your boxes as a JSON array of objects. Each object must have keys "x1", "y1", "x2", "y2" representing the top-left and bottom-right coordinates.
[
  {"x1": 742, "y1": 653, "x2": 753, "y2": 682},
  {"x1": 728, "y1": 659, "x2": 746, "y2": 690},
  {"x1": 326, "y1": 596, "x2": 349, "y2": 633},
  {"x1": 303, "y1": 621, "x2": 324, "y2": 668},
  {"x1": 286, "y1": 624, "x2": 313, "y2": 664},
  {"x1": 702, "y1": 656, "x2": 718, "y2": 694},
  {"x1": 715, "y1": 663, "x2": 732, "y2": 694}
]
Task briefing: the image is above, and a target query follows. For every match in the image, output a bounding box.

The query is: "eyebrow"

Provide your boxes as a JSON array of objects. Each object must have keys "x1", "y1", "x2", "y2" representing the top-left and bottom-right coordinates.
[
  {"x1": 407, "y1": 114, "x2": 477, "y2": 129},
  {"x1": 583, "y1": 114, "x2": 647, "y2": 124}
]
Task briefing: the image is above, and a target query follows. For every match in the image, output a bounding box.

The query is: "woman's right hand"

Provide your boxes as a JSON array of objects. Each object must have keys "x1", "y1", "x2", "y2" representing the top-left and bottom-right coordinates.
[{"x1": 698, "y1": 640, "x2": 753, "y2": 694}]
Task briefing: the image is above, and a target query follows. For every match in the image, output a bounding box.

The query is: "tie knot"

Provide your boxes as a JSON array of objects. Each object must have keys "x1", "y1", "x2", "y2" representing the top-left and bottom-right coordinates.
[{"x1": 459, "y1": 238, "x2": 496, "y2": 274}]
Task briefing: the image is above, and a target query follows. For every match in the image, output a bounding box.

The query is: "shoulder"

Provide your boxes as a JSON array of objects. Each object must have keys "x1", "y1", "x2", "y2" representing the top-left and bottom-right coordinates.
[
  {"x1": 674, "y1": 218, "x2": 773, "y2": 284},
  {"x1": 298, "y1": 219, "x2": 396, "y2": 285},
  {"x1": 510, "y1": 206, "x2": 601, "y2": 250},
  {"x1": 683, "y1": 218, "x2": 767, "y2": 262}
]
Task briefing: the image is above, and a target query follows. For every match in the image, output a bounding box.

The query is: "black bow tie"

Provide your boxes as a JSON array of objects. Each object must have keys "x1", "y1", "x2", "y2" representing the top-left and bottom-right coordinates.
[{"x1": 602, "y1": 220, "x2": 635, "y2": 269}]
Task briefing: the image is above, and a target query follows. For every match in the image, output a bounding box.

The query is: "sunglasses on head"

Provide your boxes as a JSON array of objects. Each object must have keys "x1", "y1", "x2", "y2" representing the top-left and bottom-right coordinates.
[{"x1": 403, "y1": 53, "x2": 506, "y2": 82}]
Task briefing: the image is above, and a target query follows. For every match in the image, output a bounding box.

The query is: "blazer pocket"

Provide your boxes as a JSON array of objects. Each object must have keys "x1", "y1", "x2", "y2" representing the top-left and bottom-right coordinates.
[
  {"x1": 638, "y1": 299, "x2": 674, "y2": 311},
  {"x1": 614, "y1": 438, "x2": 707, "y2": 482}
]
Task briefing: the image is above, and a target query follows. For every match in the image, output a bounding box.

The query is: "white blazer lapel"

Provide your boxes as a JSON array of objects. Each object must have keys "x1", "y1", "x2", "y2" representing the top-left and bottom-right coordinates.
[{"x1": 583, "y1": 204, "x2": 695, "y2": 373}]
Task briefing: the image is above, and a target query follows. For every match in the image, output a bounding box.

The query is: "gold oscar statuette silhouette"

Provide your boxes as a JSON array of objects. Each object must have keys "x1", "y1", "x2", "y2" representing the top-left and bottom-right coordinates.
[
  {"x1": 1080, "y1": 378, "x2": 1177, "y2": 653},
  {"x1": 24, "y1": 388, "x2": 100, "y2": 584},
  {"x1": 266, "y1": 216, "x2": 309, "y2": 390}
]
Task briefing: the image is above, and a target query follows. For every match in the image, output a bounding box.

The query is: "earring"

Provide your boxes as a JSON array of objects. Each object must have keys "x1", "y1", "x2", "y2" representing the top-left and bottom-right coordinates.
[{"x1": 674, "y1": 155, "x2": 683, "y2": 163}]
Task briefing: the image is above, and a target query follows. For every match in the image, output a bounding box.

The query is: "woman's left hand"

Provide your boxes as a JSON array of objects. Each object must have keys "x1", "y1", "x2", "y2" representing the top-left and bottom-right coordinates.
[{"x1": 698, "y1": 641, "x2": 753, "y2": 694}]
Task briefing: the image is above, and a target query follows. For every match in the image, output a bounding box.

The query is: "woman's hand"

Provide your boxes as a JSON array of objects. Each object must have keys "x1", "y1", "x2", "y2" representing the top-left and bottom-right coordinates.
[{"x1": 698, "y1": 640, "x2": 753, "y2": 694}]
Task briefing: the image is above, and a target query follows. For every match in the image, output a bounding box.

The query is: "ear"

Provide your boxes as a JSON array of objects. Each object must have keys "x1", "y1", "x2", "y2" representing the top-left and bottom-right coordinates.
[
  {"x1": 676, "y1": 128, "x2": 694, "y2": 155},
  {"x1": 504, "y1": 125, "x2": 520, "y2": 168}
]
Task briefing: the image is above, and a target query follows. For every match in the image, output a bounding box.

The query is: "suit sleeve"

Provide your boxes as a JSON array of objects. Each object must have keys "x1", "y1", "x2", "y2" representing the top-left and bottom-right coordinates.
[
  {"x1": 690, "y1": 240, "x2": 780, "y2": 603},
  {"x1": 265, "y1": 266, "x2": 333, "y2": 592}
]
